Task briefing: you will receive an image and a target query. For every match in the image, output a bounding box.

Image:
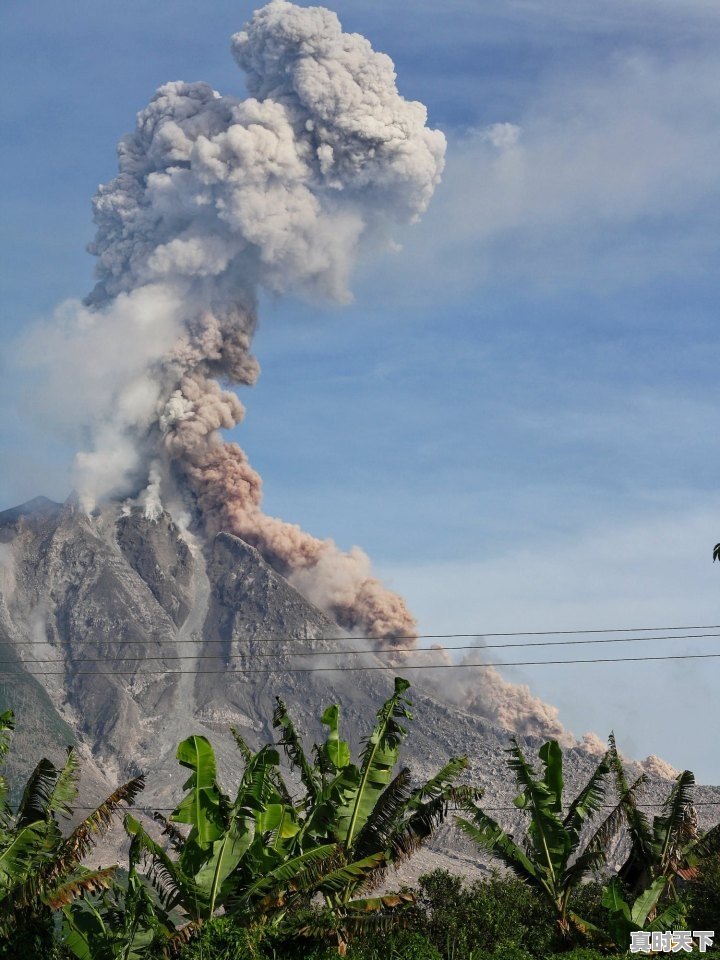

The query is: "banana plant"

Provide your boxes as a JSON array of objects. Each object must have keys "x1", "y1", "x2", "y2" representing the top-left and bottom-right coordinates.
[
  {"x1": 601, "y1": 875, "x2": 687, "y2": 943},
  {"x1": 0, "y1": 709, "x2": 144, "y2": 942},
  {"x1": 61, "y1": 839, "x2": 173, "y2": 960},
  {"x1": 125, "y1": 730, "x2": 397, "y2": 957},
  {"x1": 127, "y1": 736, "x2": 362, "y2": 923},
  {"x1": 124, "y1": 736, "x2": 295, "y2": 927},
  {"x1": 456, "y1": 736, "x2": 640, "y2": 941},
  {"x1": 276, "y1": 678, "x2": 474, "y2": 872},
  {"x1": 611, "y1": 740, "x2": 720, "y2": 897},
  {"x1": 128, "y1": 679, "x2": 471, "y2": 954},
  {"x1": 271, "y1": 677, "x2": 476, "y2": 952}
]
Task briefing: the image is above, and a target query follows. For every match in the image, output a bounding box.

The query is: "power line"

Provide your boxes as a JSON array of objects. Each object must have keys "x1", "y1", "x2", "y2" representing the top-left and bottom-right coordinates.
[
  {"x1": 4, "y1": 649, "x2": 720, "y2": 676},
  {"x1": 7, "y1": 631, "x2": 720, "y2": 666},
  {"x1": 5, "y1": 622, "x2": 720, "y2": 647},
  {"x1": 65, "y1": 800, "x2": 720, "y2": 812}
]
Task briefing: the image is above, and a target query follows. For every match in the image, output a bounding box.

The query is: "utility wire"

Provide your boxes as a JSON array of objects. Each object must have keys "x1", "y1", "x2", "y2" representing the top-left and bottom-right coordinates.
[
  {"x1": 65, "y1": 800, "x2": 720, "y2": 812},
  {"x1": 7, "y1": 631, "x2": 720, "y2": 666},
  {"x1": 4, "y1": 649, "x2": 720, "y2": 676},
  {"x1": 4, "y1": 622, "x2": 720, "y2": 646}
]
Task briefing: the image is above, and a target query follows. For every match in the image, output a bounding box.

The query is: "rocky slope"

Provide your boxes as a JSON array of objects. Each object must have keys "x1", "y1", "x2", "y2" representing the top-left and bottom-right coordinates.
[{"x1": 0, "y1": 496, "x2": 717, "y2": 879}]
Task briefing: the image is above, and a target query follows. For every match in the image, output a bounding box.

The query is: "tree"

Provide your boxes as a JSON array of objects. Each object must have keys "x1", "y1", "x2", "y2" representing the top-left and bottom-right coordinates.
[
  {"x1": 271, "y1": 677, "x2": 475, "y2": 951},
  {"x1": 126, "y1": 678, "x2": 473, "y2": 955},
  {"x1": 455, "y1": 736, "x2": 637, "y2": 941},
  {"x1": 610, "y1": 738, "x2": 720, "y2": 899},
  {"x1": 0, "y1": 709, "x2": 144, "y2": 952}
]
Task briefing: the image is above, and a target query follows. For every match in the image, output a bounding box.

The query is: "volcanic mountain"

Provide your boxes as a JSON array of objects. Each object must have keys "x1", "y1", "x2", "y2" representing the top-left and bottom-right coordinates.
[{"x1": 0, "y1": 496, "x2": 717, "y2": 878}]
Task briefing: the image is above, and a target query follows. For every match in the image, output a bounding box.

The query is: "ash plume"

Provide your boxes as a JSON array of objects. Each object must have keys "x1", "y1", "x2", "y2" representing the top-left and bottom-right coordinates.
[
  {"x1": 29, "y1": 1, "x2": 606, "y2": 749},
  {"x1": 639, "y1": 754, "x2": 679, "y2": 780},
  {"x1": 414, "y1": 642, "x2": 577, "y2": 746},
  {"x1": 454, "y1": 661, "x2": 575, "y2": 745},
  {"x1": 69, "y1": 0, "x2": 444, "y2": 644}
]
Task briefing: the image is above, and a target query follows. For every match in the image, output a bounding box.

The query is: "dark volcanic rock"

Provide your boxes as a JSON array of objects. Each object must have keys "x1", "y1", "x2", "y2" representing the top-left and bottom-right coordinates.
[
  {"x1": 116, "y1": 512, "x2": 194, "y2": 627},
  {"x1": 207, "y1": 532, "x2": 335, "y2": 645},
  {"x1": 0, "y1": 496, "x2": 61, "y2": 543}
]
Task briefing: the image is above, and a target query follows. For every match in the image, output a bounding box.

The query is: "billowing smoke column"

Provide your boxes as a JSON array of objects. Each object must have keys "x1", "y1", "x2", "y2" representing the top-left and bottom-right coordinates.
[
  {"x1": 42, "y1": 1, "x2": 640, "y2": 753},
  {"x1": 75, "y1": 0, "x2": 445, "y2": 644}
]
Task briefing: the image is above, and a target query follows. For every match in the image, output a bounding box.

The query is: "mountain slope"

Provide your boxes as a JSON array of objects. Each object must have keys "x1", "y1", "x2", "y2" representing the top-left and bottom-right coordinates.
[{"x1": 0, "y1": 496, "x2": 717, "y2": 878}]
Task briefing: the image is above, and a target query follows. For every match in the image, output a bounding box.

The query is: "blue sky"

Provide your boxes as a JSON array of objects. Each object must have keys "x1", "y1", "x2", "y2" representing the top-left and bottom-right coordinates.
[{"x1": 3, "y1": 0, "x2": 720, "y2": 779}]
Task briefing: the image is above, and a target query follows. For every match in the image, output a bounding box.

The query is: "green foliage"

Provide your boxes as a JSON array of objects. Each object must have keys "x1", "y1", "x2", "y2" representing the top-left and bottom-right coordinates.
[
  {"x1": 482, "y1": 947, "x2": 537, "y2": 960},
  {"x1": 565, "y1": 882, "x2": 606, "y2": 936},
  {"x1": 289, "y1": 678, "x2": 473, "y2": 878},
  {"x1": 351, "y1": 930, "x2": 442, "y2": 960},
  {"x1": 61, "y1": 843, "x2": 174, "y2": 960},
  {"x1": 271, "y1": 678, "x2": 472, "y2": 952},
  {"x1": 596, "y1": 746, "x2": 719, "y2": 948},
  {"x1": 611, "y1": 743, "x2": 720, "y2": 899},
  {"x1": 600, "y1": 875, "x2": 688, "y2": 944},
  {"x1": 544, "y1": 951, "x2": 618, "y2": 960},
  {"x1": 455, "y1": 737, "x2": 632, "y2": 941},
  {"x1": 124, "y1": 678, "x2": 467, "y2": 954},
  {"x1": 686, "y1": 850, "x2": 720, "y2": 932},
  {"x1": 173, "y1": 916, "x2": 268, "y2": 959},
  {"x1": 170, "y1": 917, "x2": 443, "y2": 959},
  {"x1": 3, "y1": 700, "x2": 720, "y2": 959},
  {"x1": 0, "y1": 903, "x2": 65, "y2": 960},
  {"x1": 415, "y1": 869, "x2": 556, "y2": 958},
  {"x1": 123, "y1": 737, "x2": 304, "y2": 927},
  {"x1": 0, "y1": 708, "x2": 144, "y2": 945}
]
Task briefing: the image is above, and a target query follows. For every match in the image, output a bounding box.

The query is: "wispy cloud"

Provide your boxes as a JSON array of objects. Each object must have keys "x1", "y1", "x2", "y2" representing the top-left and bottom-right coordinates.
[{"x1": 359, "y1": 48, "x2": 720, "y2": 299}]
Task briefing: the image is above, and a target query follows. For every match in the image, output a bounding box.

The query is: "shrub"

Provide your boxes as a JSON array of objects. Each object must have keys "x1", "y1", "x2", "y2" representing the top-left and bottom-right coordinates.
[
  {"x1": 686, "y1": 851, "x2": 720, "y2": 934},
  {"x1": 415, "y1": 870, "x2": 557, "y2": 958},
  {"x1": 476, "y1": 946, "x2": 537, "y2": 960},
  {"x1": 174, "y1": 917, "x2": 268, "y2": 959},
  {"x1": 352, "y1": 931, "x2": 442, "y2": 960},
  {"x1": 283, "y1": 946, "x2": 339, "y2": 960},
  {"x1": 545, "y1": 952, "x2": 618, "y2": 960},
  {"x1": 0, "y1": 907, "x2": 68, "y2": 960},
  {"x1": 566, "y1": 881, "x2": 608, "y2": 938}
]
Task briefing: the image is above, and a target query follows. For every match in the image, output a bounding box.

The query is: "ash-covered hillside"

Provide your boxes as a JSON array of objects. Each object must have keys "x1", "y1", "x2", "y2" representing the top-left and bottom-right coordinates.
[{"x1": 1, "y1": 495, "x2": 718, "y2": 882}]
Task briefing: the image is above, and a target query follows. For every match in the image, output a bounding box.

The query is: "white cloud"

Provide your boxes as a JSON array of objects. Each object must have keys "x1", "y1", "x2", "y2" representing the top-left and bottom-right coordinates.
[{"x1": 362, "y1": 49, "x2": 720, "y2": 297}]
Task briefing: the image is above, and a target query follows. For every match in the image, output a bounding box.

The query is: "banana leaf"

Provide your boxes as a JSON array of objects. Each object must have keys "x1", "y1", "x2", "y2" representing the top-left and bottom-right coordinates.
[
  {"x1": 172, "y1": 735, "x2": 224, "y2": 848},
  {"x1": 321, "y1": 704, "x2": 351, "y2": 772},
  {"x1": 337, "y1": 677, "x2": 411, "y2": 850}
]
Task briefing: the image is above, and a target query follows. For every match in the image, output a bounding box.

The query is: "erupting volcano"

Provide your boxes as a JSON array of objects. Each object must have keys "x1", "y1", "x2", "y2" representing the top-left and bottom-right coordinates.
[
  {"x1": 3, "y1": 0, "x2": 662, "y2": 777},
  {"x1": 68, "y1": 0, "x2": 447, "y2": 644}
]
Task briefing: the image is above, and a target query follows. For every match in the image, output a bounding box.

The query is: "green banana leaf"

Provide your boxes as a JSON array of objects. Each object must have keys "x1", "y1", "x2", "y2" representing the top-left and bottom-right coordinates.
[
  {"x1": 172, "y1": 735, "x2": 225, "y2": 848},
  {"x1": 338, "y1": 677, "x2": 411, "y2": 850},
  {"x1": 456, "y1": 805, "x2": 540, "y2": 889},
  {"x1": 0, "y1": 820, "x2": 48, "y2": 888},
  {"x1": 630, "y1": 876, "x2": 668, "y2": 926},
  {"x1": 321, "y1": 704, "x2": 351, "y2": 771}
]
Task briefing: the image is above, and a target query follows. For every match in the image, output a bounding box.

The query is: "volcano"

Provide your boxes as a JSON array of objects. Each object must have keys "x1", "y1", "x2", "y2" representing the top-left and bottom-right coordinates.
[{"x1": 1, "y1": 495, "x2": 717, "y2": 879}]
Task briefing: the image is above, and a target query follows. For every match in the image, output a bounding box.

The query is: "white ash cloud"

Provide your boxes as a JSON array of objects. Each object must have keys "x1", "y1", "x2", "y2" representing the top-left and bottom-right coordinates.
[
  {"x1": 17, "y1": 0, "x2": 629, "y2": 743},
  {"x1": 61, "y1": 0, "x2": 444, "y2": 644}
]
